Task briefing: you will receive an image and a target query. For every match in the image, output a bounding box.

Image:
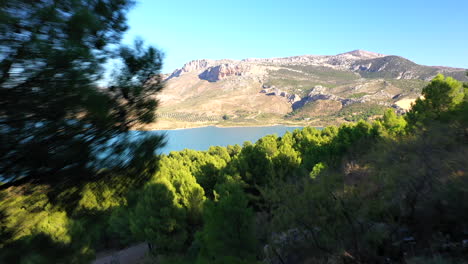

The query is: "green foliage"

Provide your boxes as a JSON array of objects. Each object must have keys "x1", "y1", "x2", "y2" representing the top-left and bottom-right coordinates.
[
  {"x1": 77, "y1": 182, "x2": 123, "y2": 212},
  {"x1": 261, "y1": 79, "x2": 467, "y2": 262},
  {"x1": 309, "y1": 162, "x2": 326, "y2": 179},
  {"x1": 406, "y1": 74, "x2": 465, "y2": 128},
  {"x1": 153, "y1": 155, "x2": 206, "y2": 225},
  {"x1": 379, "y1": 108, "x2": 407, "y2": 135},
  {"x1": 227, "y1": 144, "x2": 242, "y2": 157},
  {"x1": 0, "y1": 185, "x2": 96, "y2": 263},
  {"x1": 108, "y1": 206, "x2": 134, "y2": 245},
  {"x1": 272, "y1": 133, "x2": 302, "y2": 179},
  {"x1": 129, "y1": 180, "x2": 187, "y2": 252},
  {"x1": 347, "y1": 92, "x2": 369, "y2": 98},
  {"x1": 387, "y1": 79, "x2": 428, "y2": 94},
  {"x1": 337, "y1": 103, "x2": 387, "y2": 122},
  {"x1": 196, "y1": 182, "x2": 258, "y2": 264},
  {"x1": 0, "y1": 186, "x2": 68, "y2": 244},
  {"x1": 0, "y1": 0, "x2": 164, "y2": 182},
  {"x1": 160, "y1": 149, "x2": 227, "y2": 200},
  {"x1": 283, "y1": 65, "x2": 360, "y2": 84},
  {"x1": 0, "y1": 233, "x2": 82, "y2": 264}
]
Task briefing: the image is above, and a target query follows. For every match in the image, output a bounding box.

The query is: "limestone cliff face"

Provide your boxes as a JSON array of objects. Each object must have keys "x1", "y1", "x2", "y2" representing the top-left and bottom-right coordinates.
[
  {"x1": 261, "y1": 86, "x2": 301, "y2": 104},
  {"x1": 199, "y1": 63, "x2": 252, "y2": 82},
  {"x1": 241, "y1": 50, "x2": 386, "y2": 70},
  {"x1": 166, "y1": 50, "x2": 466, "y2": 83},
  {"x1": 338, "y1": 50, "x2": 385, "y2": 59},
  {"x1": 167, "y1": 59, "x2": 269, "y2": 82},
  {"x1": 168, "y1": 59, "x2": 214, "y2": 79},
  {"x1": 181, "y1": 59, "x2": 212, "y2": 72}
]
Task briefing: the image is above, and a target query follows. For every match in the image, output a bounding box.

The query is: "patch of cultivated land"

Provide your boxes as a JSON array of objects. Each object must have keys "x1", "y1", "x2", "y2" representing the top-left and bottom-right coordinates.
[{"x1": 138, "y1": 116, "x2": 322, "y2": 130}]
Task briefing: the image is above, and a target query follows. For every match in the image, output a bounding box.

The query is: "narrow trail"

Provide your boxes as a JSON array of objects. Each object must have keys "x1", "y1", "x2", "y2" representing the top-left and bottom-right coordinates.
[{"x1": 92, "y1": 243, "x2": 149, "y2": 264}]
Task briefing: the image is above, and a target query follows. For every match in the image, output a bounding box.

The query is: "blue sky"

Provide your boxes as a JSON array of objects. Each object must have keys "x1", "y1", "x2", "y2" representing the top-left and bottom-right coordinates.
[{"x1": 122, "y1": 0, "x2": 468, "y2": 73}]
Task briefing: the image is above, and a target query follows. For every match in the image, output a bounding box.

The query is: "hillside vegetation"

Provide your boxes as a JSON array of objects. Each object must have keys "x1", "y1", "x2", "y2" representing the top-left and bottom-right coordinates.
[{"x1": 1, "y1": 74, "x2": 467, "y2": 263}]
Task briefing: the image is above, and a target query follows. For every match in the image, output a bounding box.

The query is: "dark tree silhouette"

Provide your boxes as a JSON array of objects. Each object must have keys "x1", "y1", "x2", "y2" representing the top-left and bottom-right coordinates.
[{"x1": 0, "y1": 0, "x2": 164, "y2": 183}]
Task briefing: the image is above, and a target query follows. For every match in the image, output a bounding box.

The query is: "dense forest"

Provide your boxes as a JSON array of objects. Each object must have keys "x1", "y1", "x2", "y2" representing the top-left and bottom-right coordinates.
[{"x1": 0, "y1": 74, "x2": 467, "y2": 263}]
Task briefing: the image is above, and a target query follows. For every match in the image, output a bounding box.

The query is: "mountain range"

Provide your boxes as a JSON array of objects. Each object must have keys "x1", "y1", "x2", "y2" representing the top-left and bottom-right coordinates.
[{"x1": 143, "y1": 50, "x2": 467, "y2": 129}]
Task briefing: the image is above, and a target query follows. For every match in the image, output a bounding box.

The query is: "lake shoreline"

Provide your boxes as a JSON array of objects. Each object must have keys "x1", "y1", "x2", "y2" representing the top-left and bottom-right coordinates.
[
  {"x1": 134, "y1": 121, "x2": 326, "y2": 131},
  {"x1": 133, "y1": 124, "x2": 308, "y2": 132},
  {"x1": 129, "y1": 125, "x2": 310, "y2": 154}
]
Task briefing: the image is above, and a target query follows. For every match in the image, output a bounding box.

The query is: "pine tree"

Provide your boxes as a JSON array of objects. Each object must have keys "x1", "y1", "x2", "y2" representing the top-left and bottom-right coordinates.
[
  {"x1": 0, "y1": 0, "x2": 164, "y2": 183},
  {"x1": 130, "y1": 180, "x2": 187, "y2": 253},
  {"x1": 406, "y1": 74, "x2": 464, "y2": 128},
  {"x1": 196, "y1": 182, "x2": 257, "y2": 264}
]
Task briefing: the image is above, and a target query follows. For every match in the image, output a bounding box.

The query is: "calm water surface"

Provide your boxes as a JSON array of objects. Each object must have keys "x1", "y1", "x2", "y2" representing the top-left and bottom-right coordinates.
[{"x1": 146, "y1": 125, "x2": 304, "y2": 154}]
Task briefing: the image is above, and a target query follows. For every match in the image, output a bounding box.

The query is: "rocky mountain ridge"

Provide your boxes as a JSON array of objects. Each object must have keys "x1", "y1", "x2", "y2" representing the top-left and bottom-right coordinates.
[
  {"x1": 166, "y1": 50, "x2": 465, "y2": 83},
  {"x1": 146, "y1": 50, "x2": 467, "y2": 129}
]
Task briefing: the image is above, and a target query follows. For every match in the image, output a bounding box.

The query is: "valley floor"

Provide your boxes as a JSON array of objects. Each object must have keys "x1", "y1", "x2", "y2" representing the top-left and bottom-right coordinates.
[
  {"x1": 140, "y1": 120, "x2": 308, "y2": 130},
  {"x1": 137, "y1": 117, "x2": 345, "y2": 130}
]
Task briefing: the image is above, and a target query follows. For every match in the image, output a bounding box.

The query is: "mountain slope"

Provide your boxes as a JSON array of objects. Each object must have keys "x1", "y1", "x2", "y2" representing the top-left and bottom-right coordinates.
[{"x1": 144, "y1": 50, "x2": 467, "y2": 129}]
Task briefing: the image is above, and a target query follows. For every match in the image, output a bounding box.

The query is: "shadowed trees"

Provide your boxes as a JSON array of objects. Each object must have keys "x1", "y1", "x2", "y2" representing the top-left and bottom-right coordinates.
[
  {"x1": 0, "y1": 0, "x2": 164, "y2": 184},
  {"x1": 196, "y1": 182, "x2": 258, "y2": 264}
]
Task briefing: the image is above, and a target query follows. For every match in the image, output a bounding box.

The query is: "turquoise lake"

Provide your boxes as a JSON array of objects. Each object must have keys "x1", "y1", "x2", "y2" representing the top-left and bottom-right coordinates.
[{"x1": 147, "y1": 125, "x2": 304, "y2": 154}]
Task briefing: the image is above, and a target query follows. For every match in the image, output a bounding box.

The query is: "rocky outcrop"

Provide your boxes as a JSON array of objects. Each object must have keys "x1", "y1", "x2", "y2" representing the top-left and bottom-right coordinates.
[
  {"x1": 199, "y1": 63, "x2": 252, "y2": 82},
  {"x1": 181, "y1": 59, "x2": 212, "y2": 72},
  {"x1": 286, "y1": 94, "x2": 301, "y2": 104},
  {"x1": 391, "y1": 104, "x2": 407, "y2": 114},
  {"x1": 307, "y1": 85, "x2": 354, "y2": 105},
  {"x1": 243, "y1": 50, "x2": 385, "y2": 71},
  {"x1": 167, "y1": 59, "x2": 269, "y2": 82},
  {"x1": 261, "y1": 85, "x2": 283, "y2": 95},
  {"x1": 261, "y1": 85, "x2": 301, "y2": 104},
  {"x1": 167, "y1": 59, "x2": 214, "y2": 79},
  {"x1": 292, "y1": 85, "x2": 361, "y2": 110},
  {"x1": 306, "y1": 85, "x2": 327, "y2": 95},
  {"x1": 339, "y1": 49, "x2": 386, "y2": 59}
]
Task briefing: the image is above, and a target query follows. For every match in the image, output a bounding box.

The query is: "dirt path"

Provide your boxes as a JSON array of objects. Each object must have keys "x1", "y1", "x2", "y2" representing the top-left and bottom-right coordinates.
[{"x1": 92, "y1": 243, "x2": 149, "y2": 264}]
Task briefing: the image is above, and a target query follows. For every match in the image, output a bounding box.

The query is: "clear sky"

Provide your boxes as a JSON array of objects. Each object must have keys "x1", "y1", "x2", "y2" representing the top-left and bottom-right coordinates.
[{"x1": 122, "y1": 0, "x2": 468, "y2": 73}]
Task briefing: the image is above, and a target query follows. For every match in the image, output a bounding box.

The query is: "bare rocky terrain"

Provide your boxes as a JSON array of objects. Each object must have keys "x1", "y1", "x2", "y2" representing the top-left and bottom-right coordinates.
[{"x1": 143, "y1": 50, "x2": 467, "y2": 129}]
